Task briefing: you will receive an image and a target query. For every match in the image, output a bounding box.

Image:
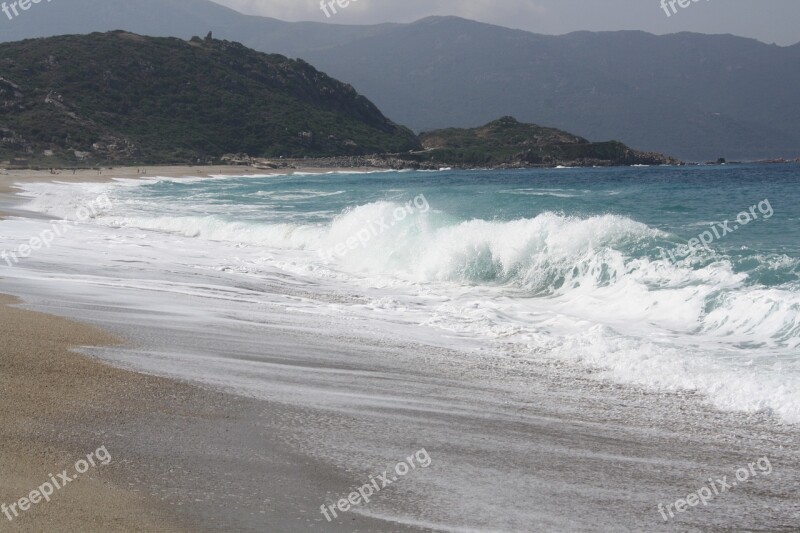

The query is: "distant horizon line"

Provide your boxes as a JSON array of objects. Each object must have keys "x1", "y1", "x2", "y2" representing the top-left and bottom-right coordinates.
[{"x1": 214, "y1": 8, "x2": 800, "y2": 48}]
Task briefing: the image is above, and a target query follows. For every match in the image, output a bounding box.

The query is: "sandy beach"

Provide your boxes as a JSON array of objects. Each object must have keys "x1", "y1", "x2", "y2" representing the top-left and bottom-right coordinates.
[
  {"x1": 0, "y1": 294, "x2": 182, "y2": 531},
  {"x1": 1, "y1": 166, "x2": 799, "y2": 531}
]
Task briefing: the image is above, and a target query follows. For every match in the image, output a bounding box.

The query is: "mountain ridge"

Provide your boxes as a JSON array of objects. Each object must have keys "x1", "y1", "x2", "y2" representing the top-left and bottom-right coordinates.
[{"x1": 1, "y1": 1, "x2": 798, "y2": 160}]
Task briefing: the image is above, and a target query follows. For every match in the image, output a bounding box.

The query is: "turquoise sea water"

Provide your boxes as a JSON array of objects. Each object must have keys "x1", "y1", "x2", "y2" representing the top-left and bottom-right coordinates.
[
  {"x1": 41, "y1": 163, "x2": 800, "y2": 422},
  {"x1": 127, "y1": 164, "x2": 799, "y2": 286}
]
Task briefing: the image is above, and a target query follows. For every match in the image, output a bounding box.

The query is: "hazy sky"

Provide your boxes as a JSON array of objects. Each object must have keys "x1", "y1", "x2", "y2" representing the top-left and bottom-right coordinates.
[{"x1": 211, "y1": 0, "x2": 800, "y2": 46}]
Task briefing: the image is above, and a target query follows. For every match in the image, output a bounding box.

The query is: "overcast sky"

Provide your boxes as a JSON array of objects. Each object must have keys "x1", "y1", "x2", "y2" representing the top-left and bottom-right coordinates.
[{"x1": 211, "y1": 0, "x2": 800, "y2": 46}]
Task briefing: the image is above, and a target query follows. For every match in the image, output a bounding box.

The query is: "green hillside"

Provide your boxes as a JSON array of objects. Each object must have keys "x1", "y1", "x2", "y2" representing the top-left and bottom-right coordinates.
[
  {"x1": 0, "y1": 31, "x2": 420, "y2": 165},
  {"x1": 416, "y1": 117, "x2": 680, "y2": 167}
]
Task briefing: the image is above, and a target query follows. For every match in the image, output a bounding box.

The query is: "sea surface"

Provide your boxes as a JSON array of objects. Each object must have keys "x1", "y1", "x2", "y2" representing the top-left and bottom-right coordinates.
[{"x1": 8, "y1": 163, "x2": 800, "y2": 423}]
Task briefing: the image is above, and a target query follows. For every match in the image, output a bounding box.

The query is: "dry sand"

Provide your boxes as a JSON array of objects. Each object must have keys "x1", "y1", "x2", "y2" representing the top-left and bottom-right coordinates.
[{"x1": 0, "y1": 294, "x2": 183, "y2": 531}]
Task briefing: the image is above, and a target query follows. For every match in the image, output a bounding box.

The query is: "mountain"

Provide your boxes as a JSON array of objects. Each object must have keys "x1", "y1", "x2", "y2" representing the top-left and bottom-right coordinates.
[
  {"x1": 1, "y1": 0, "x2": 799, "y2": 161},
  {"x1": 289, "y1": 18, "x2": 800, "y2": 162},
  {"x1": 414, "y1": 117, "x2": 678, "y2": 167},
  {"x1": 0, "y1": 32, "x2": 419, "y2": 165}
]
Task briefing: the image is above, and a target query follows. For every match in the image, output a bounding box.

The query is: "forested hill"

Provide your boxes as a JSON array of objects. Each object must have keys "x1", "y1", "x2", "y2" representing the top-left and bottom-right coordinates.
[
  {"x1": 0, "y1": 32, "x2": 420, "y2": 165},
  {"x1": 415, "y1": 117, "x2": 679, "y2": 167}
]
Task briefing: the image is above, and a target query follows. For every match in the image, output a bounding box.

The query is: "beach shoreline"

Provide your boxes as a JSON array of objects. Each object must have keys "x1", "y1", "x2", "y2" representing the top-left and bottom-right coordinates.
[
  {"x1": 0, "y1": 294, "x2": 184, "y2": 531},
  {"x1": 0, "y1": 164, "x2": 382, "y2": 218},
  {"x1": 1, "y1": 168, "x2": 799, "y2": 531},
  {"x1": 0, "y1": 172, "x2": 432, "y2": 533},
  {"x1": 0, "y1": 169, "x2": 422, "y2": 532},
  {"x1": 0, "y1": 292, "x2": 424, "y2": 532}
]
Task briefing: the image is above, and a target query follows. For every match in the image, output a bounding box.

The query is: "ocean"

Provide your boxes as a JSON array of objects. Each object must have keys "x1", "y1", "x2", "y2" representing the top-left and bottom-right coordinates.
[{"x1": 7, "y1": 163, "x2": 799, "y2": 425}]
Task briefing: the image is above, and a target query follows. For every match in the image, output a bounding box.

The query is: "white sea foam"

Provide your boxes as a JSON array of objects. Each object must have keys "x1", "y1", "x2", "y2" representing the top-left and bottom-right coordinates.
[{"x1": 8, "y1": 179, "x2": 800, "y2": 424}]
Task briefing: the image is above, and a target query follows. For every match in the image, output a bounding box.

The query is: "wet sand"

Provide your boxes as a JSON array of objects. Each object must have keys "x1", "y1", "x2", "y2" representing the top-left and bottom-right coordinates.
[
  {"x1": 0, "y1": 294, "x2": 182, "y2": 531},
  {"x1": 0, "y1": 292, "x2": 422, "y2": 532},
  {"x1": 4, "y1": 278, "x2": 799, "y2": 532}
]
